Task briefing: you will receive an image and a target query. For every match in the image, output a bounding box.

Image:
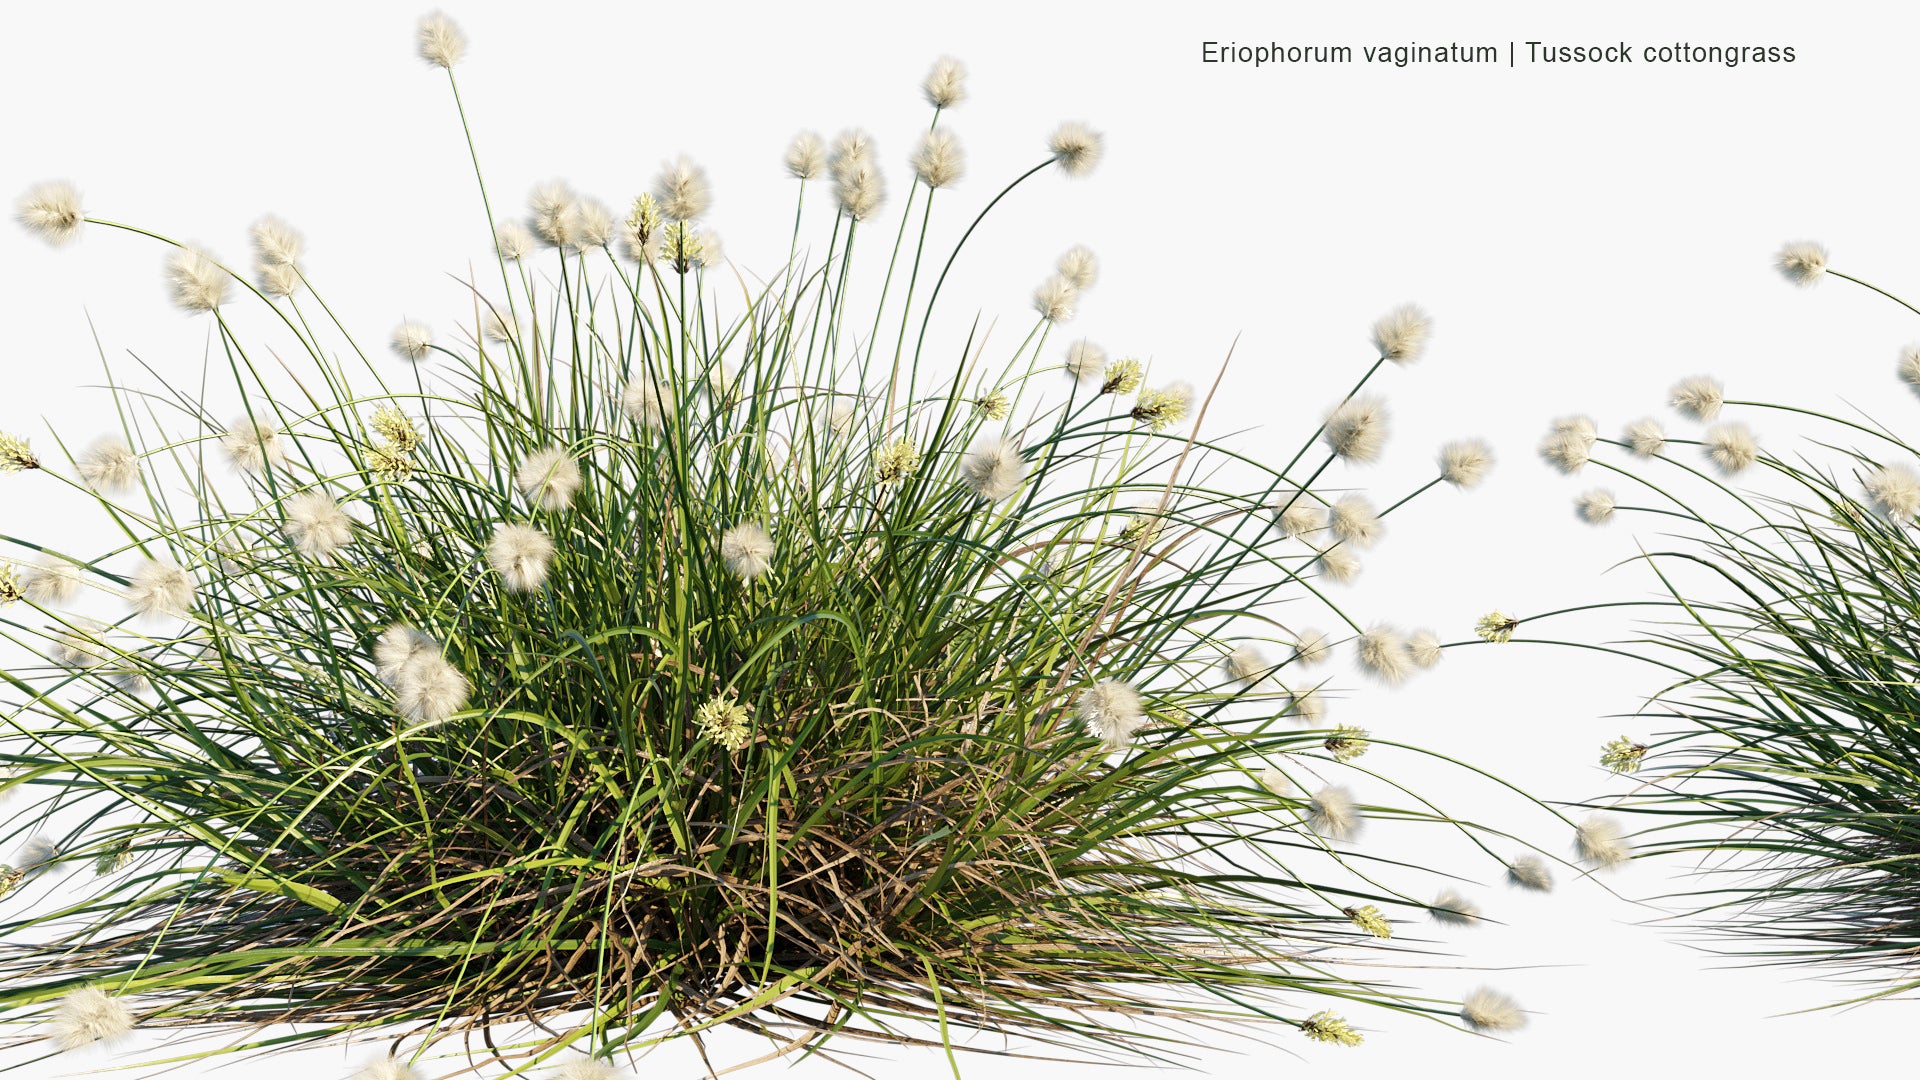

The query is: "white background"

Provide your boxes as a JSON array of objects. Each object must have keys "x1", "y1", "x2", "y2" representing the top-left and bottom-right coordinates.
[{"x1": 5, "y1": 0, "x2": 1919, "y2": 1077}]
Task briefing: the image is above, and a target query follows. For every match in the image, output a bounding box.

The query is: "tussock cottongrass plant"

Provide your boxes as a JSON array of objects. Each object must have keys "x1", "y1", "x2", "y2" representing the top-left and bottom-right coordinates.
[
  {"x1": 1, "y1": 12, "x2": 1549, "y2": 1073},
  {"x1": 1530, "y1": 244, "x2": 1920, "y2": 1000}
]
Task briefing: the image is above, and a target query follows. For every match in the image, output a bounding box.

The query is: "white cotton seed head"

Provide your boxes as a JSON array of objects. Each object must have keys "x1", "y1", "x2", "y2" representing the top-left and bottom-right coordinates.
[
  {"x1": 284, "y1": 491, "x2": 354, "y2": 559},
  {"x1": 1577, "y1": 489, "x2": 1616, "y2": 525},
  {"x1": 259, "y1": 261, "x2": 301, "y2": 298},
  {"x1": 574, "y1": 198, "x2": 613, "y2": 248},
  {"x1": 1459, "y1": 987, "x2": 1526, "y2": 1033},
  {"x1": 834, "y1": 159, "x2": 886, "y2": 221},
  {"x1": 1575, "y1": 814, "x2": 1632, "y2": 870},
  {"x1": 720, "y1": 522, "x2": 776, "y2": 580},
  {"x1": 910, "y1": 129, "x2": 965, "y2": 190},
  {"x1": 1355, "y1": 624, "x2": 1411, "y2": 685},
  {"x1": 1077, "y1": 679, "x2": 1146, "y2": 750},
  {"x1": 354, "y1": 1058, "x2": 425, "y2": 1080},
  {"x1": 621, "y1": 373, "x2": 672, "y2": 433},
  {"x1": 1371, "y1": 303, "x2": 1432, "y2": 364},
  {"x1": 1288, "y1": 686, "x2": 1327, "y2": 723},
  {"x1": 654, "y1": 156, "x2": 712, "y2": 221},
  {"x1": 394, "y1": 651, "x2": 469, "y2": 724},
  {"x1": 166, "y1": 246, "x2": 229, "y2": 312},
  {"x1": 785, "y1": 131, "x2": 825, "y2": 180},
  {"x1": 1670, "y1": 375, "x2": 1724, "y2": 421},
  {"x1": 13, "y1": 836, "x2": 58, "y2": 871},
  {"x1": 1625, "y1": 418, "x2": 1667, "y2": 457},
  {"x1": 1307, "y1": 785, "x2": 1361, "y2": 840},
  {"x1": 77, "y1": 437, "x2": 140, "y2": 494},
  {"x1": 514, "y1": 445, "x2": 583, "y2": 512},
  {"x1": 1775, "y1": 240, "x2": 1828, "y2": 287},
  {"x1": 487, "y1": 523, "x2": 555, "y2": 592},
  {"x1": 1032, "y1": 275, "x2": 1078, "y2": 323},
  {"x1": 250, "y1": 214, "x2": 303, "y2": 268},
  {"x1": 391, "y1": 321, "x2": 433, "y2": 362},
  {"x1": 416, "y1": 11, "x2": 466, "y2": 68},
  {"x1": 1322, "y1": 395, "x2": 1389, "y2": 464},
  {"x1": 17, "y1": 181, "x2": 84, "y2": 246},
  {"x1": 1704, "y1": 422, "x2": 1760, "y2": 475},
  {"x1": 1314, "y1": 545, "x2": 1360, "y2": 584},
  {"x1": 1898, "y1": 345, "x2": 1920, "y2": 396},
  {"x1": 128, "y1": 560, "x2": 192, "y2": 619},
  {"x1": 49, "y1": 985, "x2": 134, "y2": 1051},
  {"x1": 829, "y1": 129, "x2": 878, "y2": 176},
  {"x1": 495, "y1": 219, "x2": 535, "y2": 260},
  {"x1": 1278, "y1": 500, "x2": 1327, "y2": 540},
  {"x1": 1408, "y1": 629, "x2": 1442, "y2": 669},
  {"x1": 959, "y1": 438, "x2": 1027, "y2": 503},
  {"x1": 1258, "y1": 766, "x2": 1291, "y2": 797},
  {"x1": 375, "y1": 624, "x2": 436, "y2": 686},
  {"x1": 1056, "y1": 245, "x2": 1098, "y2": 291},
  {"x1": 1065, "y1": 339, "x2": 1107, "y2": 383},
  {"x1": 1438, "y1": 439, "x2": 1493, "y2": 488},
  {"x1": 1329, "y1": 494, "x2": 1382, "y2": 549},
  {"x1": 1293, "y1": 629, "x2": 1331, "y2": 668},
  {"x1": 1431, "y1": 888, "x2": 1482, "y2": 927},
  {"x1": 1538, "y1": 426, "x2": 1593, "y2": 475},
  {"x1": 529, "y1": 180, "x2": 586, "y2": 248},
  {"x1": 223, "y1": 417, "x2": 286, "y2": 474},
  {"x1": 554, "y1": 1061, "x2": 624, "y2": 1080},
  {"x1": 1866, "y1": 464, "x2": 1920, "y2": 522},
  {"x1": 24, "y1": 558, "x2": 82, "y2": 605},
  {"x1": 1225, "y1": 645, "x2": 1270, "y2": 686},
  {"x1": 1047, "y1": 121, "x2": 1104, "y2": 177},
  {"x1": 923, "y1": 56, "x2": 967, "y2": 109},
  {"x1": 1506, "y1": 855, "x2": 1553, "y2": 892}
]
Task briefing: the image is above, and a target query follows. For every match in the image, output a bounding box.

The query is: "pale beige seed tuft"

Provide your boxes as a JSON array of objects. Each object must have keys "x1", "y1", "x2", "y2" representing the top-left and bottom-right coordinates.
[
  {"x1": 416, "y1": 11, "x2": 467, "y2": 68},
  {"x1": 1703, "y1": 422, "x2": 1760, "y2": 475},
  {"x1": 1670, "y1": 375, "x2": 1724, "y2": 421},
  {"x1": 1625, "y1": 417, "x2": 1667, "y2": 457},
  {"x1": 1438, "y1": 439, "x2": 1493, "y2": 488},
  {"x1": 1459, "y1": 987, "x2": 1526, "y2": 1033},
  {"x1": 487, "y1": 523, "x2": 555, "y2": 592},
  {"x1": 1577, "y1": 488, "x2": 1616, "y2": 525},
  {"x1": 49, "y1": 985, "x2": 134, "y2": 1051},
  {"x1": 654, "y1": 156, "x2": 712, "y2": 221},
  {"x1": 1307, "y1": 785, "x2": 1361, "y2": 840},
  {"x1": 514, "y1": 445, "x2": 583, "y2": 512},
  {"x1": 1322, "y1": 395, "x2": 1389, "y2": 463},
  {"x1": 1077, "y1": 678, "x2": 1147, "y2": 751},
  {"x1": 166, "y1": 246, "x2": 229, "y2": 312},
  {"x1": 1370, "y1": 303, "x2": 1432, "y2": 364},
  {"x1": 910, "y1": 129, "x2": 965, "y2": 189},
  {"x1": 785, "y1": 131, "x2": 825, "y2": 180},
  {"x1": 1329, "y1": 494, "x2": 1382, "y2": 549},
  {"x1": 1064, "y1": 339, "x2": 1107, "y2": 383},
  {"x1": 1575, "y1": 814, "x2": 1632, "y2": 870},
  {"x1": 1775, "y1": 240, "x2": 1827, "y2": 287},
  {"x1": 1056, "y1": 245, "x2": 1099, "y2": 290},
  {"x1": 923, "y1": 56, "x2": 967, "y2": 109},
  {"x1": 720, "y1": 522, "x2": 776, "y2": 580},
  {"x1": 127, "y1": 560, "x2": 193, "y2": 619},
  {"x1": 1032, "y1": 275, "x2": 1078, "y2": 323},
  {"x1": 16, "y1": 181, "x2": 84, "y2": 246},
  {"x1": 284, "y1": 492, "x2": 355, "y2": 560},
  {"x1": 959, "y1": 438, "x2": 1027, "y2": 503},
  {"x1": 1047, "y1": 121, "x2": 1105, "y2": 177},
  {"x1": 77, "y1": 437, "x2": 140, "y2": 494}
]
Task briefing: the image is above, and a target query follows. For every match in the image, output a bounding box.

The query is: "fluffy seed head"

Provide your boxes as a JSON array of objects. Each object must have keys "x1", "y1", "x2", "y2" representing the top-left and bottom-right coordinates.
[
  {"x1": 959, "y1": 438, "x2": 1027, "y2": 503},
  {"x1": 1322, "y1": 395, "x2": 1389, "y2": 463},
  {"x1": 1899, "y1": 345, "x2": 1920, "y2": 396},
  {"x1": 1131, "y1": 382, "x2": 1192, "y2": 432},
  {"x1": 1506, "y1": 855, "x2": 1553, "y2": 892},
  {"x1": 1577, "y1": 488, "x2": 1616, "y2": 525},
  {"x1": 1430, "y1": 888, "x2": 1482, "y2": 927},
  {"x1": 391, "y1": 321, "x2": 433, "y2": 362},
  {"x1": 529, "y1": 180, "x2": 583, "y2": 247},
  {"x1": 923, "y1": 56, "x2": 967, "y2": 108},
  {"x1": 17, "y1": 181, "x2": 84, "y2": 246},
  {"x1": 250, "y1": 214, "x2": 303, "y2": 268},
  {"x1": 1625, "y1": 418, "x2": 1667, "y2": 457},
  {"x1": 1355, "y1": 624, "x2": 1411, "y2": 685},
  {"x1": 416, "y1": 11, "x2": 466, "y2": 68},
  {"x1": 1307, "y1": 785, "x2": 1361, "y2": 840},
  {"x1": 654, "y1": 156, "x2": 712, "y2": 221},
  {"x1": 1293, "y1": 629, "x2": 1331, "y2": 667},
  {"x1": 495, "y1": 219, "x2": 535, "y2": 260},
  {"x1": 1459, "y1": 987, "x2": 1526, "y2": 1033},
  {"x1": 1703, "y1": 421, "x2": 1760, "y2": 474},
  {"x1": 1047, "y1": 121, "x2": 1104, "y2": 177},
  {"x1": 1329, "y1": 494, "x2": 1382, "y2": 548},
  {"x1": 574, "y1": 198, "x2": 613, "y2": 248},
  {"x1": 1224, "y1": 645, "x2": 1270, "y2": 686},
  {"x1": 1575, "y1": 814, "x2": 1632, "y2": 870},
  {"x1": 1032, "y1": 275, "x2": 1078, "y2": 323},
  {"x1": 622, "y1": 372, "x2": 673, "y2": 433},
  {"x1": 49, "y1": 985, "x2": 134, "y2": 1051},
  {"x1": 1670, "y1": 375, "x2": 1724, "y2": 421},
  {"x1": 909, "y1": 129, "x2": 965, "y2": 189},
  {"x1": 829, "y1": 129, "x2": 878, "y2": 176},
  {"x1": 1408, "y1": 629, "x2": 1442, "y2": 669},
  {"x1": 1538, "y1": 425, "x2": 1593, "y2": 475},
  {"x1": 1064, "y1": 339, "x2": 1106, "y2": 383},
  {"x1": 834, "y1": 158, "x2": 886, "y2": 221},
  {"x1": 1314, "y1": 545, "x2": 1361, "y2": 584},
  {"x1": 1077, "y1": 678, "x2": 1146, "y2": 750},
  {"x1": 222, "y1": 417, "x2": 286, "y2": 474},
  {"x1": 1288, "y1": 686, "x2": 1327, "y2": 724},
  {"x1": 77, "y1": 438, "x2": 139, "y2": 494},
  {"x1": 391, "y1": 650, "x2": 469, "y2": 724},
  {"x1": 1277, "y1": 499, "x2": 1326, "y2": 540},
  {"x1": 515, "y1": 445, "x2": 583, "y2": 512},
  {"x1": 259, "y1": 261, "x2": 301, "y2": 298},
  {"x1": 487, "y1": 523, "x2": 555, "y2": 592},
  {"x1": 1056, "y1": 245, "x2": 1098, "y2": 290},
  {"x1": 1438, "y1": 439, "x2": 1493, "y2": 488},
  {"x1": 24, "y1": 558, "x2": 81, "y2": 605},
  {"x1": 720, "y1": 522, "x2": 776, "y2": 579},
  {"x1": 166, "y1": 247, "x2": 229, "y2": 312},
  {"x1": 1371, "y1": 303, "x2": 1432, "y2": 364},
  {"x1": 785, "y1": 131, "x2": 825, "y2": 180},
  {"x1": 1775, "y1": 240, "x2": 1828, "y2": 286},
  {"x1": 354, "y1": 1058, "x2": 425, "y2": 1080},
  {"x1": 1258, "y1": 766, "x2": 1292, "y2": 797},
  {"x1": 128, "y1": 560, "x2": 192, "y2": 619},
  {"x1": 284, "y1": 492, "x2": 354, "y2": 559},
  {"x1": 1866, "y1": 464, "x2": 1920, "y2": 522},
  {"x1": 554, "y1": 1060, "x2": 625, "y2": 1080}
]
